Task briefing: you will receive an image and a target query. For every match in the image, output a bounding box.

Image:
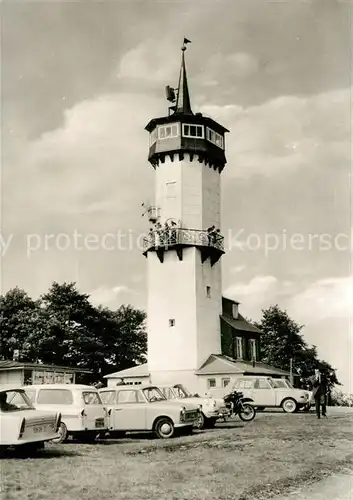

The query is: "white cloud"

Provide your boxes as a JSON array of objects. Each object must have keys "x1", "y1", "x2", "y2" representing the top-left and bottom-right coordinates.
[
  {"x1": 224, "y1": 275, "x2": 279, "y2": 318},
  {"x1": 230, "y1": 265, "x2": 245, "y2": 274},
  {"x1": 116, "y1": 39, "x2": 176, "y2": 83},
  {"x1": 89, "y1": 285, "x2": 130, "y2": 308},
  {"x1": 288, "y1": 276, "x2": 353, "y2": 324},
  {"x1": 200, "y1": 87, "x2": 351, "y2": 179}
]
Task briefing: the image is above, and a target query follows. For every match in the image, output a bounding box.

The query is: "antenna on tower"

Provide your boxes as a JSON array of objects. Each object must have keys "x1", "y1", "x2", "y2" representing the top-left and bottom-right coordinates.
[
  {"x1": 142, "y1": 202, "x2": 160, "y2": 224},
  {"x1": 165, "y1": 86, "x2": 176, "y2": 103}
]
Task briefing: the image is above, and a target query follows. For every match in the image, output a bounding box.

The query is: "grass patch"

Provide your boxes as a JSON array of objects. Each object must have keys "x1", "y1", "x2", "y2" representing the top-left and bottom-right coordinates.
[{"x1": 1, "y1": 412, "x2": 353, "y2": 500}]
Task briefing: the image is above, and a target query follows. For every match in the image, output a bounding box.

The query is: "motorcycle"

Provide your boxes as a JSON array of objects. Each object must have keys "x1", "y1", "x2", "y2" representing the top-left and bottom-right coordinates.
[{"x1": 223, "y1": 390, "x2": 256, "y2": 422}]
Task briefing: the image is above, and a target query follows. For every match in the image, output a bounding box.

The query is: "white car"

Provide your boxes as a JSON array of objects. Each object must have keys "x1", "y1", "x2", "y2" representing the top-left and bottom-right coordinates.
[
  {"x1": 159, "y1": 384, "x2": 229, "y2": 429},
  {"x1": 232, "y1": 376, "x2": 310, "y2": 413},
  {"x1": 23, "y1": 384, "x2": 107, "y2": 443},
  {"x1": 99, "y1": 385, "x2": 200, "y2": 439},
  {"x1": 0, "y1": 386, "x2": 61, "y2": 454},
  {"x1": 272, "y1": 378, "x2": 313, "y2": 411}
]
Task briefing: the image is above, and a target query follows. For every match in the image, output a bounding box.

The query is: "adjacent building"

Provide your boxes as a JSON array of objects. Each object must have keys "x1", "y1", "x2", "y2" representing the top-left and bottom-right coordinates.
[{"x1": 0, "y1": 360, "x2": 91, "y2": 386}]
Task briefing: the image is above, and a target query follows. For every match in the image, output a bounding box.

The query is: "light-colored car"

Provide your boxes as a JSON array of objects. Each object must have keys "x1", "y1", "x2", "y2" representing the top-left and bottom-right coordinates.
[
  {"x1": 0, "y1": 386, "x2": 61, "y2": 454},
  {"x1": 99, "y1": 385, "x2": 200, "y2": 439},
  {"x1": 159, "y1": 383, "x2": 229, "y2": 429},
  {"x1": 231, "y1": 376, "x2": 310, "y2": 413},
  {"x1": 23, "y1": 384, "x2": 107, "y2": 443},
  {"x1": 272, "y1": 378, "x2": 313, "y2": 411}
]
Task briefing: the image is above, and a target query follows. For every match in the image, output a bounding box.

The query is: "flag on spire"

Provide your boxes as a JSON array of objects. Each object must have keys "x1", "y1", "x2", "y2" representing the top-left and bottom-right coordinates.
[{"x1": 183, "y1": 37, "x2": 191, "y2": 44}]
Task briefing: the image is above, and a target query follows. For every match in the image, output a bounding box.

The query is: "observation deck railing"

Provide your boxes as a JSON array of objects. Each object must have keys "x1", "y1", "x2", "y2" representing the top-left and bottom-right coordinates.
[{"x1": 142, "y1": 228, "x2": 224, "y2": 254}]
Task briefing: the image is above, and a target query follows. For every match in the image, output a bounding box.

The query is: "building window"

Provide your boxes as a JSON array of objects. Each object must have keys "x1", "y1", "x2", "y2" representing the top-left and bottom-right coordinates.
[
  {"x1": 182, "y1": 123, "x2": 204, "y2": 138},
  {"x1": 158, "y1": 123, "x2": 179, "y2": 140},
  {"x1": 169, "y1": 319, "x2": 175, "y2": 327},
  {"x1": 23, "y1": 370, "x2": 33, "y2": 385},
  {"x1": 250, "y1": 339, "x2": 257, "y2": 361},
  {"x1": 207, "y1": 378, "x2": 216, "y2": 388},
  {"x1": 222, "y1": 378, "x2": 230, "y2": 388},
  {"x1": 150, "y1": 128, "x2": 158, "y2": 146},
  {"x1": 232, "y1": 303, "x2": 238, "y2": 319},
  {"x1": 206, "y1": 127, "x2": 224, "y2": 149},
  {"x1": 236, "y1": 337, "x2": 243, "y2": 359},
  {"x1": 206, "y1": 286, "x2": 211, "y2": 298}
]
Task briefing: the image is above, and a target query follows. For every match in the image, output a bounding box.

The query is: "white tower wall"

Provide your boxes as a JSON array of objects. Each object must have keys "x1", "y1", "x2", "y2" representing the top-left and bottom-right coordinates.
[
  {"x1": 147, "y1": 155, "x2": 223, "y2": 390},
  {"x1": 155, "y1": 154, "x2": 220, "y2": 229}
]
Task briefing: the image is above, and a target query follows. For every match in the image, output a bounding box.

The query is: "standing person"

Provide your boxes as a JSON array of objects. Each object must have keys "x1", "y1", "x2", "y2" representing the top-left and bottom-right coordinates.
[{"x1": 310, "y1": 369, "x2": 328, "y2": 419}]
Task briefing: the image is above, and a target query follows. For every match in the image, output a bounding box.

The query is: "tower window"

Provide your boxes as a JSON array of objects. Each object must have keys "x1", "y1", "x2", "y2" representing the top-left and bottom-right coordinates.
[
  {"x1": 158, "y1": 124, "x2": 179, "y2": 139},
  {"x1": 182, "y1": 124, "x2": 204, "y2": 139},
  {"x1": 206, "y1": 286, "x2": 211, "y2": 298},
  {"x1": 169, "y1": 319, "x2": 175, "y2": 327},
  {"x1": 206, "y1": 127, "x2": 224, "y2": 149},
  {"x1": 150, "y1": 128, "x2": 158, "y2": 146}
]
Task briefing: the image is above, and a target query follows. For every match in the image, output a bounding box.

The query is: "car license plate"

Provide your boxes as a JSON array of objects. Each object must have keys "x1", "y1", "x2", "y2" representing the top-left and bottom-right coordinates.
[
  {"x1": 95, "y1": 421, "x2": 104, "y2": 428},
  {"x1": 33, "y1": 425, "x2": 47, "y2": 433}
]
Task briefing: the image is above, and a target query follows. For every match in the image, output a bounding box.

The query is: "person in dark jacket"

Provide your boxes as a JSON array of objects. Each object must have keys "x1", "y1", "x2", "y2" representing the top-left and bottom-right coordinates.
[
  {"x1": 310, "y1": 369, "x2": 328, "y2": 419},
  {"x1": 116, "y1": 378, "x2": 126, "y2": 386}
]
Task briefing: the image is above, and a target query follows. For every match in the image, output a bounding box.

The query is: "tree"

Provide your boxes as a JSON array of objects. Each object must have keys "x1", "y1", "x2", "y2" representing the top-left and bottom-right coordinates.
[
  {"x1": 253, "y1": 305, "x2": 339, "y2": 387},
  {"x1": 0, "y1": 287, "x2": 48, "y2": 361},
  {"x1": 0, "y1": 282, "x2": 147, "y2": 381}
]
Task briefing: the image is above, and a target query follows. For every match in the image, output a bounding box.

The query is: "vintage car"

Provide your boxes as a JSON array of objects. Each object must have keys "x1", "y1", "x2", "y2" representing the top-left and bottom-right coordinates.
[
  {"x1": 99, "y1": 385, "x2": 200, "y2": 439},
  {"x1": 272, "y1": 378, "x2": 313, "y2": 411},
  {"x1": 159, "y1": 383, "x2": 229, "y2": 429},
  {"x1": 0, "y1": 386, "x2": 61, "y2": 453},
  {"x1": 23, "y1": 384, "x2": 107, "y2": 443},
  {"x1": 231, "y1": 376, "x2": 310, "y2": 413}
]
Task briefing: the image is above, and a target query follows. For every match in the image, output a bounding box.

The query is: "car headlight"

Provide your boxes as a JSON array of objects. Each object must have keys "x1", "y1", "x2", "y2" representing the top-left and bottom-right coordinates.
[
  {"x1": 180, "y1": 406, "x2": 186, "y2": 422},
  {"x1": 198, "y1": 404, "x2": 202, "y2": 411}
]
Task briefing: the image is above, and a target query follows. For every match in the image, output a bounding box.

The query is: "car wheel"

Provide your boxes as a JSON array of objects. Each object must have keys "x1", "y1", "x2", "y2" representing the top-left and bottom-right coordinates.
[
  {"x1": 194, "y1": 412, "x2": 206, "y2": 430},
  {"x1": 51, "y1": 422, "x2": 68, "y2": 444},
  {"x1": 282, "y1": 398, "x2": 297, "y2": 413},
  {"x1": 154, "y1": 418, "x2": 175, "y2": 439}
]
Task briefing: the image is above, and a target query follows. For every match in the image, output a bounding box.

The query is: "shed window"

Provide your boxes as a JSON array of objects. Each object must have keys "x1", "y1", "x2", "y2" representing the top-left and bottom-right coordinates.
[
  {"x1": 182, "y1": 124, "x2": 204, "y2": 138},
  {"x1": 207, "y1": 378, "x2": 216, "y2": 388}
]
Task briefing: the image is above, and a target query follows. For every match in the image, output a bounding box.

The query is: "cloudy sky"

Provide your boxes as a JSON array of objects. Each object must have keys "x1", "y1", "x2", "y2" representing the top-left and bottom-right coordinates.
[{"x1": 1, "y1": 0, "x2": 352, "y2": 390}]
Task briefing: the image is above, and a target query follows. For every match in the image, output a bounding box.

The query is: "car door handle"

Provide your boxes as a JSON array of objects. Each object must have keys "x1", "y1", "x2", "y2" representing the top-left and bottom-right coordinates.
[{"x1": 115, "y1": 408, "x2": 122, "y2": 411}]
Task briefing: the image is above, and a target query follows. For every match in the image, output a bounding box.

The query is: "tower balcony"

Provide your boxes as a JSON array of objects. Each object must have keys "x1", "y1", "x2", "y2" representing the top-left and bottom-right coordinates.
[{"x1": 142, "y1": 227, "x2": 225, "y2": 265}]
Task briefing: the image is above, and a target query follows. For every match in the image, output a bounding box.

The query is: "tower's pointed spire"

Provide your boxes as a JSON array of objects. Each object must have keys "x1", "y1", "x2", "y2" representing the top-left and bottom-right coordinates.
[{"x1": 175, "y1": 38, "x2": 193, "y2": 115}]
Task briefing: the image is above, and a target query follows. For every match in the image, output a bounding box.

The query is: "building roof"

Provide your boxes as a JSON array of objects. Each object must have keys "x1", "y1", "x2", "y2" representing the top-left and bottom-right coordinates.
[
  {"x1": 221, "y1": 314, "x2": 262, "y2": 334},
  {"x1": 104, "y1": 363, "x2": 150, "y2": 379},
  {"x1": 0, "y1": 360, "x2": 91, "y2": 373},
  {"x1": 174, "y1": 46, "x2": 193, "y2": 115},
  {"x1": 196, "y1": 354, "x2": 290, "y2": 377}
]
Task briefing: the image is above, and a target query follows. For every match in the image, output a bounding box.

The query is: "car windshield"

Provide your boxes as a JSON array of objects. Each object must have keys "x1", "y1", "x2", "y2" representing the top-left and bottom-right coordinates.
[
  {"x1": 0, "y1": 390, "x2": 34, "y2": 412},
  {"x1": 173, "y1": 385, "x2": 192, "y2": 398},
  {"x1": 143, "y1": 387, "x2": 166, "y2": 402}
]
